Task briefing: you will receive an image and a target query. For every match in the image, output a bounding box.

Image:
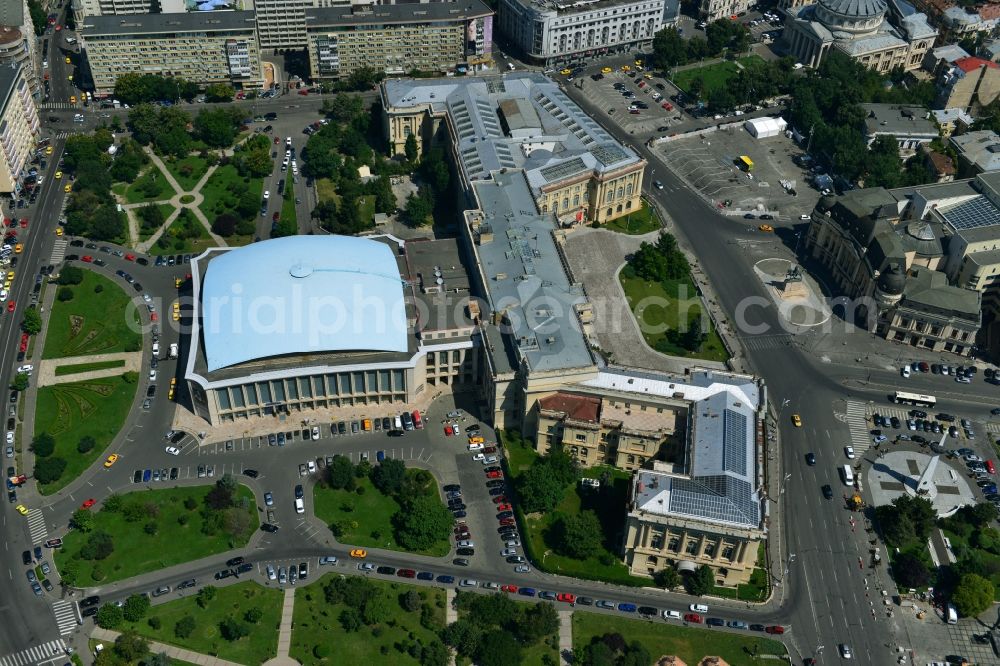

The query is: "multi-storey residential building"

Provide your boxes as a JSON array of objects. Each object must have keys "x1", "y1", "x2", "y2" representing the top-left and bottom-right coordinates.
[
  {"x1": 79, "y1": 0, "x2": 154, "y2": 17},
  {"x1": 80, "y1": 12, "x2": 263, "y2": 95},
  {"x1": 0, "y1": 65, "x2": 38, "y2": 195},
  {"x1": 0, "y1": 26, "x2": 38, "y2": 98},
  {"x1": 254, "y1": 0, "x2": 311, "y2": 51},
  {"x1": 305, "y1": 1, "x2": 493, "y2": 80},
  {"x1": 951, "y1": 130, "x2": 1000, "y2": 174},
  {"x1": 783, "y1": 0, "x2": 936, "y2": 72},
  {"x1": 496, "y1": 0, "x2": 669, "y2": 67}
]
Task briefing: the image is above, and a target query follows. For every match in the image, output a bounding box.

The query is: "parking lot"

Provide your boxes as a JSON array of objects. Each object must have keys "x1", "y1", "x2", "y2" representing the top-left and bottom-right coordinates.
[
  {"x1": 574, "y1": 68, "x2": 688, "y2": 135},
  {"x1": 657, "y1": 128, "x2": 821, "y2": 220}
]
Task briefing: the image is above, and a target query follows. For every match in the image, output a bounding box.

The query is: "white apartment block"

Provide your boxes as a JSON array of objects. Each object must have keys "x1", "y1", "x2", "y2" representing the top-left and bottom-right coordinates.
[
  {"x1": 0, "y1": 65, "x2": 39, "y2": 195},
  {"x1": 80, "y1": 12, "x2": 263, "y2": 95},
  {"x1": 497, "y1": 0, "x2": 666, "y2": 65}
]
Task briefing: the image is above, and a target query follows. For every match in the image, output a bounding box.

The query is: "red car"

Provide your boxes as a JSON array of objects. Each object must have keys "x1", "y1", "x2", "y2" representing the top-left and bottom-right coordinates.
[
  {"x1": 298, "y1": 89, "x2": 309, "y2": 96},
  {"x1": 124, "y1": 253, "x2": 135, "y2": 261},
  {"x1": 486, "y1": 470, "x2": 503, "y2": 479},
  {"x1": 19, "y1": 333, "x2": 28, "y2": 352},
  {"x1": 501, "y1": 584, "x2": 518, "y2": 593},
  {"x1": 150, "y1": 312, "x2": 158, "y2": 321},
  {"x1": 272, "y1": 212, "x2": 280, "y2": 222},
  {"x1": 499, "y1": 518, "x2": 515, "y2": 526},
  {"x1": 484, "y1": 446, "x2": 496, "y2": 454},
  {"x1": 4, "y1": 218, "x2": 13, "y2": 228},
  {"x1": 6, "y1": 301, "x2": 14, "y2": 313},
  {"x1": 662, "y1": 102, "x2": 673, "y2": 111},
  {"x1": 496, "y1": 503, "x2": 512, "y2": 512},
  {"x1": 80, "y1": 498, "x2": 96, "y2": 509},
  {"x1": 492, "y1": 496, "x2": 507, "y2": 504},
  {"x1": 396, "y1": 569, "x2": 416, "y2": 578},
  {"x1": 987, "y1": 460, "x2": 996, "y2": 474},
  {"x1": 556, "y1": 593, "x2": 575, "y2": 603},
  {"x1": 444, "y1": 425, "x2": 453, "y2": 436},
  {"x1": 81, "y1": 255, "x2": 93, "y2": 262},
  {"x1": 765, "y1": 625, "x2": 785, "y2": 634},
  {"x1": 683, "y1": 613, "x2": 703, "y2": 623},
  {"x1": 18, "y1": 218, "x2": 27, "y2": 228},
  {"x1": 273, "y1": 137, "x2": 280, "y2": 144}
]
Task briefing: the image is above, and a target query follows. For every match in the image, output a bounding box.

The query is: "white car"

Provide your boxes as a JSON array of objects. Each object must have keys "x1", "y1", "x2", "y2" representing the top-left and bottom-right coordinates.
[
  {"x1": 319, "y1": 556, "x2": 338, "y2": 565},
  {"x1": 501, "y1": 548, "x2": 518, "y2": 557},
  {"x1": 263, "y1": 190, "x2": 270, "y2": 200},
  {"x1": 662, "y1": 610, "x2": 681, "y2": 620},
  {"x1": 307, "y1": 460, "x2": 316, "y2": 473},
  {"x1": 472, "y1": 453, "x2": 485, "y2": 461},
  {"x1": 689, "y1": 603, "x2": 709, "y2": 613},
  {"x1": 482, "y1": 455, "x2": 499, "y2": 464},
  {"x1": 456, "y1": 540, "x2": 474, "y2": 548},
  {"x1": 467, "y1": 442, "x2": 484, "y2": 451},
  {"x1": 901, "y1": 365, "x2": 910, "y2": 378},
  {"x1": 16, "y1": 365, "x2": 32, "y2": 375},
  {"x1": 266, "y1": 564, "x2": 276, "y2": 580},
  {"x1": 142, "y1": 293, "x2": 152, "y2": 303},
  {"x1": 0, "y1": 289, "x2": 8, "y2": 302},
  {"x1": 844, "y1": 446, "x2": 855, "y2": 459},
  {"x1": 5, "y1": 432, "x2": 13, "y2": 445},
  {"x1": 164, "y1": 446, "x2": 180, "y2": 455},
  {"x1": 311, "y1": 426, "x2": 320, "y2": 440},
  {"x1": 149, "y1": 370, "x2": 157, "y2": 381},
  {"x1": 452, "y1": 424, "x2": 461, "y2": 435},
  {"x1": 514, "y1": 564, "x2": 530, "y2": 573},
  {"x1": 839, "y1": 644, "x2": 852, "y2": 659}
]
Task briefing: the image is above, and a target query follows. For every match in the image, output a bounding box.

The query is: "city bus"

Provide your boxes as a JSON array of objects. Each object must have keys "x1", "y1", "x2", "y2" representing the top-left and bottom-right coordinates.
[
  {"x1": 890, "y1": 391, "x2": 936, "y2": 408},
  {"x1": 738, "y1": 155, "x2": 754, "y2": 171}
]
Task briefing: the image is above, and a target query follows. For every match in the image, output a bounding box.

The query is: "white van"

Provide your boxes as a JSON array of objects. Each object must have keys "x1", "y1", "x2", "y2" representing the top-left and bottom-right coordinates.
[
  {"x1": 152, "y1": 342, "x2": 159, "y2": 356},
  {"x1": 393, "y1": 415, "x2": 402, "y2": 430},
  {"x1": 689, "y1": 603, "x2": 709, "y2": 613},
  {"x1": 946, "y1": 603, "x2": 958, "y2": 624},
  {"x1": 294, "y1": 498, "x2": 304, "y2": 514},
  {"x1": 841, "y1": 465, "x2": 855, "y2": 486}
]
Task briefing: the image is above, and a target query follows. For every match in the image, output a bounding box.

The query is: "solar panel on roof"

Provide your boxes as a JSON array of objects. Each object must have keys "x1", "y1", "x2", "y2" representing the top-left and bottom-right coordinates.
[
  {"x1": 722, "y1": 409, "x2": 748, "y2": 476},
  {"x1": 539, "y1": 157, "x2": 587, "y2": 183},
  {"x1": 592, "y1": 144, "x2": 628, "y2": 167},
  {"x1": 942, "y1": 195, "x2": 1000, "y2": 231}
]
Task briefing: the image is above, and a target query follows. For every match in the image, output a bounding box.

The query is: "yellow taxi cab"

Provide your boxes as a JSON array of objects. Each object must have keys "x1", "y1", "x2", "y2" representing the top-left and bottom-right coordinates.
[
  {"x1": 67, "y1": 75, "x2": 73, "y2": 82},
  {"x1": 69, "y1": 95, "x2": 76, "y2": 103},
  {"x1": 64, "y1": 184, "x2": 71, "y2": 193},
  {"x1": 363, "y1": 418, "x2": 372, "y2": 431},
  {"x1": 168, "y1": 387, "x2": 175, "y2": 400},
  {"x1": 172, "y1": 311, "x2": 179, "y2": 321},
  {"x1": 792, "y1": 414, "x2": 802, "y2": 427},
  {"x1": 644, "y1": 72, "x2": 653, "y2": 79},
  {"x1": 103, "y1": 453, "x2": 119, "y2": 468},
  {"x1": 55, "y1": 227, "x2": 63, "y2": 236},
  {"x1": 54, "y1": 171, "x2": 62, "y2": 180},
  {"x1": 559, "y1": 68, "x2": 572, "y2": 75},
  {"x1": 15, "y1": 504, "x2": 27, "y2": 516},
  {"x1": 8, "y1": 271, "x2": 16, "y2": 281},
  {"x1": 634, "y1": 59, "x2": 643, "y2": 66},
  {"x1": 174, "y1": 277, "x2": 183, "y2": 288},
  {"x1": 170, "y1": 377, "x2": 177, "y2": 387},
  {"x1": 468, "y1": 435, "x2": 485, "y2": 445},
  {"x1": 758, "y1": 224, "x2": 774, "y2": 233},
  {"x1": 45, "y1": 146, "x2": 53, "y2": 156},
  {"x1": 621, "y1": 65, "x2": 631, "y2": 72},
  {"x1": 601, "y1": 66, "x2": 612, "y2": 74},
  {"x1": 64, "y1": 56, "x2": 71, "y2": 64},
  {"x1": 14, "y1": 244, "x2": 22, "y2": 254},
  {"x1": 350, "y1": 548, "x2": 367, "y2": 558}
]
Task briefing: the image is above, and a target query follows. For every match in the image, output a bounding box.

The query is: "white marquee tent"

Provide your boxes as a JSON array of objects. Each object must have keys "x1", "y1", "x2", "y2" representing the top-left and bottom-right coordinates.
[{"x1": 744, "y1": 116, "x2": 788, "y2": 139}]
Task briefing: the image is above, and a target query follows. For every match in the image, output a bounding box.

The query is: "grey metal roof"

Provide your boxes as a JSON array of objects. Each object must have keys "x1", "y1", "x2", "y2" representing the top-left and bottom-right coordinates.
[
  {"x1": 304, "y1": 1, "x2": 492, "y2": 28},
  {"x1": 470, "y1": 170, "x2": 594, "y2": 373},
  {"x1": 836, "y1": 32, "x2": 908, "y2": 56},
  {"x1": 82, "y1": 10, "x2": 257, "y2": 36},
  {"x1": 0, "y1": 64, "x2": 21, "y2": 113},
  {"x1": 951, "y1": 131, "x2": 1000, "y2": 173},
  {"x1": 633, "y1": 390, "x2": 761, "y2": 529},
  {"x1": 819, "y1": 0, "x2": 887, "y2": 18},
  {"x1": 861, "y1": 104, "x2": 937, "y2": 138}
]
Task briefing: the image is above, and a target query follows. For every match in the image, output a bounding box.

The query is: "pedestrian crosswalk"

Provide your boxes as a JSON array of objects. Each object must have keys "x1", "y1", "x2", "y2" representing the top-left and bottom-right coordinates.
[
  {"x1": 49, "y1": 238, "x2": 67, "y2": 264},
  {"x1": 51, "y1": 600, "x2": 78, "y2": 636},
  {"x1": 40, "y1": 103, "x2": 77, "y2": 110},
  {"x1": 50, "y1": 132, "x2": 73, "y2": 140},
  {"x1": 844, "y1": 400, "x2": 873, "y2": 455},
  {"x1": 26, "y1": 508, "x2": 48, "y2": 544},
  {"x1": 739, "y1": 333, "x2": 792, "y2": 351},
  {"x1": 0, "y1": 639, "x2": 66, "y2": 666}
]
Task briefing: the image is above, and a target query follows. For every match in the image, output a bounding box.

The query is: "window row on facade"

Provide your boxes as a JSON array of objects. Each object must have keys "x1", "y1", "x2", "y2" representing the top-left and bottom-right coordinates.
[{"x1": 214, "y1": 368, "x2": 408, "y2": 413}]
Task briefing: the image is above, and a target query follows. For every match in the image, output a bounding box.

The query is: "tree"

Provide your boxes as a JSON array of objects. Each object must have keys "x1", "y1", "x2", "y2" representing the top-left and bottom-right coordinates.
[
  {"x1": 205, "y1": 475, "x2": 236, "y2": 509},
  {"x1": 554, "y1": 510, "x2": 602, "y2": 559},
  {"x1": 31, "y1": 432, "x2": 55, "y2": 457},
  {"x1": 405, "y1": 133, "x2": 419, "y2": 162},
  {"x1": 372, "y1": 458, "x2": 406, "y2": 494},
  {"x1": 362, "y1": 592, "x2": 391, "y2": 625},
  {"x1": 474, "y1": 630, "x2": 521, "y2": 666},
  {"x1": 211, "y1": 214, "x2": 238, "y2": 237},
  {"x1": 96, "y1": 603, "x2": 124, "y2": 629},
  {"x1": 34, "y1": 457, "x2": 67, "y2": 484},
  {"x1": 442, "y1": 618, "x2": 483, "y2": 656},
  {"x1": 28, "y1": 0, "x2": 46, "y2": 35},
  {"x1": 113, "y1": 630, "x2": 149, "y2": 662},
  {"x1": 78, "y1": 435, "x2": 96, "y2": 454},
  {"x1": 326, "y1": 455, "x2": 355, "y2": 489},
  {"x1": 323, "y1": 93, "x2": 364, "y2": 123},
  {"x1": 403, "y1": 190, "x2": 433, "y2": 226},
  {"x1": 57, "y1": 286, "x2": 74, "y2": 302},
  {"x1": 516, "y1": 464, "x2": 565, "y2": 514},
  {"x1": 583, "y1": 640, "x2": 616, "y2": 666},
  {"x1": 57, "y1": 265, "x2": 84, "y2": 285},
  {"x1": 394, "y1": 494, "x2": 453, "y2": 550},
  {"x1": 174, "y1": 615, "x2": 196, "y2": 639},
  {"x1": 339, "y1": 607, "x2": 363, "y2": 632},
  {"x1": 122, "y1": 593, "x2": 150, "y2": 622},
  {"x1": 517, "y1": 601, "x2": 560, "y2": 645},
  {"x1": 401, "y1": 590, "x2": 422, "y2": 612},
  {"x1": 893, "y1": 552, "x2": 930, "y2": 588},
  {"x1": 12, "y1": 372, "x2": 29, "y2": 391},
  {"x1": 653, "y1": 567, "x2": 681, "y2": 590},
  {"x1": 421, "y1": 639, "x2": 450, "y2": 666},
  {"x1": 652, "y1": 27, "x2": 687, "y2": 69},
  {"x1": 196, "y1": 585, "x2": 217, "y2": 608},
  {"x1": 71, "y1": 508, "x2": 96, "y2": 533},
  {"x1": 204, "y1": 83, "x2": 235, "y2": 102},
  {"x1": 952, "y1": 573, "x2": 994, "y2": 618},
  {"x1": 219, "y1": 617, "x2": 250, "y2": 641},
  {"x1": 20, "y1": 308, "x2": 41, "y2": 335},
  {"x1": 195, "y1": 108, "x2": 242, "y2": 148},
  {"x1": 685, "y1": 564, "x2": 715, "y2": 596}
]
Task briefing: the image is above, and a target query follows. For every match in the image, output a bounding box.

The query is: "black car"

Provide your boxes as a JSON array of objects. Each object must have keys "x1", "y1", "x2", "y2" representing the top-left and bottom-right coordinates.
[
  {"x1": 443, "y1": 484, "x2": 461, "y2": 492},
  {"x1": 456, "y1": 547, "x2": 475, "y2": 556},
  {"x1": 298, "y1": 562, "x2": 308, "y2": 579},
  {"x1": 226, "y1": 556, "x2": 245, "y2": 567},
  {"x1": 244, "y1": 469, "x2": 259, "y2": 478},
  {"x1": 706, "y1": 618, "x2": 725, "y2": 627},
  {"x1": 7, "y1": 490, "x2": 15, "y2": 503},
  {"x1": 376, "y1": 566, "x2": 396, "y2": 575},
  {"x1": 295, "y1": 484, "x2": 304, "y2": 499},
  {"x1": 489, "y1": 488, "x2": 505, "y2": 496},
  {"x1": 496, "y1": 511, "x2": 513, "y2": 519},
  {"x1": 822, "y1": 484, "x2": 834, "y2": 499},
  {"x1": 417, "y1": 572, "x2": 434, "y2": 581},
  {"x1": 82, "y1": 605, "x2": 100, "y2": 617},
  {"x1": 749, "y1": 623, "x2": 766, "y2": 631},
  {"x1": 638, "y1": 606, "x2": 659, "y2": 617},
  {"x1": 436, "y1": 574, "x2": 455, "y2": 584},
  {"x1": 577, "y1": 597, "x2": 594, "y2": 605},
  {"x1": 260, "y1": 523, "x2": 279, "y2": 533},
  {"x1": 453, "y1": 510, "x2": 467, "y2": 518},
  {"x1": 890, "y1": 416, "x2": 901, "y2": 429},
  {"x1": 338, "y1": 422, "x2": 347, "y2": 435},
  {"x1": 657, "y1": 126, "x2": 669, "y2": 132},
  {"x1": 453, "y1": 558, "x2": 470, "y2": 566},
  {"x1": 236, "y1": 562, "x2": 253, "y2": 574},
  {"x1": 133, "y1": 470, "x2": 142, "y2": 483},
  {"x1": 21, "y1": 550, "x2": 30, "y2": 565},
  {"x1": 177, "y1": 579, "x2": 197, "y2": 590},
  {"x1": 937, "y1": 413, "x2": 956, "y2": 422},
  {"x1": 506, "y1": 555, "x2": 525, "y2": 564},
  {"x1": 214, "y1": 569, "x2": 234, "y2": 580},
  {"x1": 486, "y1": 480, "x2": 505, "y2": 488},
  {"x1": 382, "y1": 417, "x2": 392, "y2": 430}
]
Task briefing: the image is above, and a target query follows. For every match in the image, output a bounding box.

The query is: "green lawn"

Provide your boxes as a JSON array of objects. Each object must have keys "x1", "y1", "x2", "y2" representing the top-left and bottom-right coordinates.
[
  {"x1": 455, "y1": 597, "x2": 559, "y2": 666},
  {"x1": 313, "y1": 472, "x2": 450, "y2": 557},
  {"x1": 163, "y1": 154, "x2": 210, "y2": 191},
  {"x1": 290, "y1": 574, "x2": 446, "y2": 664},
  {"x1": 123, "y1": 167, "x2": 175, "y2": 205},
  {"x1": 279, "y1": 187, "x2": 298, "y2": 234},
  {"x1": 54, "y1": 359, "x2": 126, "y2": 376},
  {"x1": 55, "y1": 485, "x2": 258, "y2": 585},
  {"x1": 42, "y1": 270, "x2": 142, "y2": 359},
  {"x1": 503, "y1": 431, "x2": 650, "y2": 587},
  {"x1": 358, "y1": 195, "x2": 375, "y2": 226},
  {"x1": 619, "y1": 270, "x2": 729, "y2": 362},
  {"x1": 709, "y1": 542, "x2": 770, "y2": 602},
  {"x1": 604, "y1": 201, "x2": 662, "y2": 235},
  {"x1": 121, "y1": 582, "x2": 281, "y2": 664},
  {"x1": 573, "y1": 612, "x2": 786, "y2": 664},
  {"x1": 148, "y1": 210, "x2": 216, "y2": 256},
  {"x1": 673, "y1": 56, "x2": 764, "y2": 97},
  {"x1": 198, "y1": 163, "x2": 263, "y2": 226},
  {"x1": 137, "y1": 203, "x2": 177, "y2": 242},
  {"x1": 316, "y1": 178, "x2": 339, "y2": 204}
]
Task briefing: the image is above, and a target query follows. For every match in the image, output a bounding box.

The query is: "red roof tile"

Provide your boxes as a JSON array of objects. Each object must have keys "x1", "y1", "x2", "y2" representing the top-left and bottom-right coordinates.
[
  {"x1": 955, "y1": 56, "x2": 1000, "y2": 73},
  {"x1": 538, "y1": 392, "x2": 600, "y2": 422}
]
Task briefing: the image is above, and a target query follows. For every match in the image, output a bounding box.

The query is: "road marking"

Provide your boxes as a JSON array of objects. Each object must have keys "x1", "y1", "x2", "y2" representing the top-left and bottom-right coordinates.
[
  {"x1": 26, "y1": 508, "x2": 48, "y2": 544},
  {"x1": 50, "y1": 600, "x2": 78, "y2": 635},
  {"x1": 844, "y1": 400, "x2": 873, "y2": 455},
  {"x1": 0, "y1": 639, "x2": 67, "y2": 665}
]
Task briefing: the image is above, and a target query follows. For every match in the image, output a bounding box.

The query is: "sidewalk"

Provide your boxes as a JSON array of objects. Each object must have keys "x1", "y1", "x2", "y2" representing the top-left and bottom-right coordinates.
[
  {"x1": 91, "y1": 627, "x2": 245, "y2": 666},
  {"x1": 36, "y1": 351, "x2": 142, "y2": 387},
  {"x1": 262, "y1": 588, "x2": 300, "y2": 666},
  {"x1": 558, "y1": 609, "x2": 573, "y2": 665}
]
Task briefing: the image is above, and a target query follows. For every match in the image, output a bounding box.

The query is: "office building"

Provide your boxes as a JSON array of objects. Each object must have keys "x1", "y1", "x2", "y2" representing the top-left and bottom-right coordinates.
[
  {"x1": 496, "y1": 0, "x2": 667, "y2": 67},
  {"x1": 860, "y1": 103, "x2": 939, "y2": 156},
  {"x1": 305, "y1": 1, "x2": 493, "y2": 80},
  {"x1": 0, "y1": 64, "x2": 39, "y2": 195},
  {"x1": 80, "y1": 11, "x2": 263, "y2": 95},
  {"x1": 951, "y1": 130, "x2": 1000, "y2": 175},
  {"x1": 79, "y1": 0, "x2": 155, "y2": 18},
  {"x1": 699, "y1": 0, "x2": 753, "y2": 22},
  {"x1": 783, "y1": 0, "x2": 936, "y2": 72}
]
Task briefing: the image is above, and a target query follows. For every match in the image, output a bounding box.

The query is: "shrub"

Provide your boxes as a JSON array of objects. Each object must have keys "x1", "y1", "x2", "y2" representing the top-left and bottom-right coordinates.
[
  {"x1": 76, "y1": 435, "x2": 96, "y2": 454},
  {"x1": 174, "y1": 615, "x2": 196, "y2": 639},
  {"x1": 56, "y1": 287, "x2": 74, "y2": 302},
  {"x1": 94, "y1": 284, "x2": 103, "y2": 293},
  {"x1": 148, "y1": 616, "x2": 161, "y2": 630},
  {"x1": 31, "y1": 432, "x2": 55, "y2": 457},
  {"x1": 313, "y1": 645, "x2": 330, "y2": 659},
  {"x1": 34, "y1": 456, "x2": 67, "y2": 484}
]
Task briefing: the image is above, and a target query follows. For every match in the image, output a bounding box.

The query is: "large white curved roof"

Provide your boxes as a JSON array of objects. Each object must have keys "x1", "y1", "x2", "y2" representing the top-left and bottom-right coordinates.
[{"x1": 200, "y1": 236, "x2": 408, "y2": 371}]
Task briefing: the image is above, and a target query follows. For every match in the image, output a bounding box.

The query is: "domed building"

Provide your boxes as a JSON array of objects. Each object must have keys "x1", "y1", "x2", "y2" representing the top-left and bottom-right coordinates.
[{"x1": 782, "y1": 0, "x2": 936, "y2": 72}]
